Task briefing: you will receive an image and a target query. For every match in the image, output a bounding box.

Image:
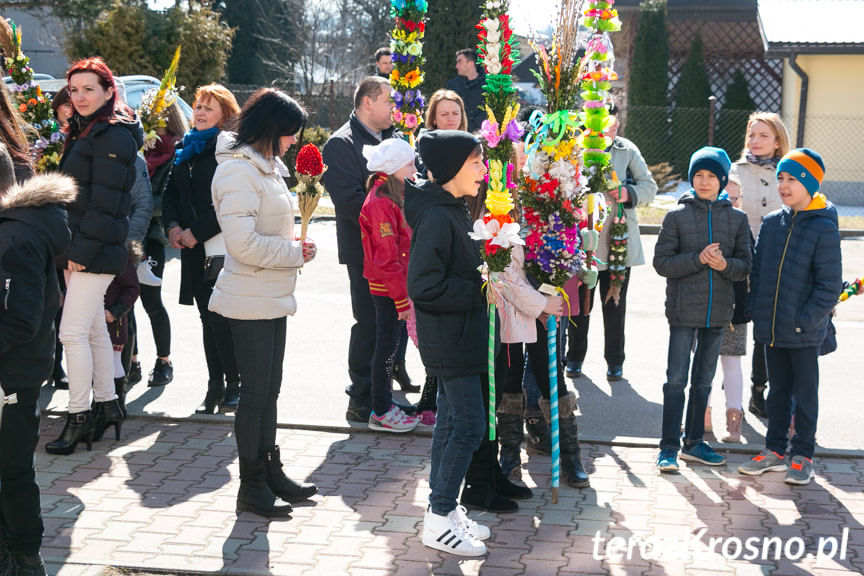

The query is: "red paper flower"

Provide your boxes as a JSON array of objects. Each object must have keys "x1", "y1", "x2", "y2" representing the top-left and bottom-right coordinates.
[{"x1": 295, "y1": 143, "x2": 324, "y2": 176}]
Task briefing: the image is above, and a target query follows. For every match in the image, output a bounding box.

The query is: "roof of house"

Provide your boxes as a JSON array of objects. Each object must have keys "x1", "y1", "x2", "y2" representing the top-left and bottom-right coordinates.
[{"x1": 759, "y1": 0, "x2": 864, "y2": 55}]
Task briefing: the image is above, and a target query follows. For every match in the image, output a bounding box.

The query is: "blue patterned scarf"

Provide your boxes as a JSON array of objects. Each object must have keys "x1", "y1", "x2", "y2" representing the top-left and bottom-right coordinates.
[{"x1": 174, "y1": 127, "x2": 220, "y2": 165}]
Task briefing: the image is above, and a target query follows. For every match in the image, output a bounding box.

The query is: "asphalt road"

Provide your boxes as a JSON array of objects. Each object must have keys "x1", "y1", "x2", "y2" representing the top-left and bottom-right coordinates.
[{"x1": 41, "y1": 221, "x2": 864, "y2": 454}]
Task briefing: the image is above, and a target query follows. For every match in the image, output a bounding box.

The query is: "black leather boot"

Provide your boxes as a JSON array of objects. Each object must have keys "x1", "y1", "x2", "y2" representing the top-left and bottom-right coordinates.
[
  {"x1": 196, "y1": 380, "x2": 225, "y2": 414},
  {"x1": 748, "y1": 384, "x2": 767, "y2": 418},
  {"x1": 92, "y1": 399, "x2": 124, "y2": 442},
  {"x1": 540, "y1": 393, "x2": 590, "y2": 488},
  {"x1": 496, "y1": 392, "x2": 525, "y2": 481},
  {"x1": 461, "y1": 438, "x2": 518, "y2": 513},
  {"x1": 264, "y1": 446, "x2": 318, "y2": 502},
  {"x1": 114, "y1": 377, "x2": 127, "y2": 418},
  {"x1": 237, "y1": 457, "x2": 293, "y2": 517},
  {"x1": 221, "y1": 381, "x2": 240, "y2": 413},
  {"x1": 525, "y1": 405, "x2": 551, "y2": 456},
  {"x1": 392, "y1": 363, "x2": 420, "y2": 393},
  {"x1": 6, "y1": 553, "x2": 46, "y2": 576},
  {"x1": 45, "y1": 411, "x2": 93, "y2": 455}
]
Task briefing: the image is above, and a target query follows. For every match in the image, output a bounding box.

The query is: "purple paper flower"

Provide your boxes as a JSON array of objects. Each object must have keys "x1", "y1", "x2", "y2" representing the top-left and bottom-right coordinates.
[
  {"x1": 391, "y1": 90, "x2": 404, "y2": 106},
  {"x1": 504, "y1": 119, "x2": 524, "y2": 142}
]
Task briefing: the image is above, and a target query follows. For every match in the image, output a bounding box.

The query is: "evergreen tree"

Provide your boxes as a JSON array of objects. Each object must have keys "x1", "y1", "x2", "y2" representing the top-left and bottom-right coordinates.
[
  {"x1": 423, "y1": 0, "x2": 483, "y2": 93},
  {"x1": 624, "y1": 0, "x2": 669, "y2": 167},
  {"x1": 716, "y1": 69, "x2": 756, "y2": 159},
  {"x1": 670, "y1": 30, "x2": 711, "y2": 175},
  {"x1": 222, "y1": 0, "x2": 303, "y2": 86}
]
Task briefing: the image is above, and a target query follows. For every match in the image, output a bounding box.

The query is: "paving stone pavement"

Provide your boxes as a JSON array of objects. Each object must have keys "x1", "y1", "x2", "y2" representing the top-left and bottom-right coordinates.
[{"x1": 36, "y1": 415, "x2": 864, "y2": 576}]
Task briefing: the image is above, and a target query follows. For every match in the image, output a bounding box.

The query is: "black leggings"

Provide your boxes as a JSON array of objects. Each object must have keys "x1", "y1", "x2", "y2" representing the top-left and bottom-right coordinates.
[
  {"x1": 194, "y1": 278, "x2": 239, "y2": 385},
  {"x1": 133, "y1": 239, "x2": 171, "y2": 358},
  {"x1": 496, "y1": 319, "x2": 567, "y2": 400},
  {"x1": 230, "y1": 317, "x2": 286, "y2": 460}
]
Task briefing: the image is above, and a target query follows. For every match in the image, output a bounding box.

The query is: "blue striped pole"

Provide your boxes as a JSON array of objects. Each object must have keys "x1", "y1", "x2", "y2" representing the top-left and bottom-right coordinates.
[{"x1": 547, "y1": 314, "x2": 560, "y2": 503}]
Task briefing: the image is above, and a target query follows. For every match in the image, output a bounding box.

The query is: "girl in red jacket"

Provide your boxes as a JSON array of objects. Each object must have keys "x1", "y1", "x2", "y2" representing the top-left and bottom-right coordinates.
[{"x1": 360, "y1": 138, "x2": 419, "y2": 433}]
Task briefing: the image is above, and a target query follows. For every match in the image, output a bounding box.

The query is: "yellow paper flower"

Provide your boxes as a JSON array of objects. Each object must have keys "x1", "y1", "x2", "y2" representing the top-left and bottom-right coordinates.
[{"x1": 485, "y1": 160, "x2": 515, "y2": 216}]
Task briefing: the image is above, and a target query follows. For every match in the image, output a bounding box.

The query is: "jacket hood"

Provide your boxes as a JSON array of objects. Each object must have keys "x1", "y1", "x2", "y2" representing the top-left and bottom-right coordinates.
[
  {"x1": 0, "y1": 172, "x2": 77, "y2": 256},
  {"x1": 404, "y1": 178, "x2": 467, "y2": 229},
  {"x1": 678, "y1": 190, "x2": 732, "y2": 208},
  {"x1": 215, "y1": 131, "x2": 290, "y2": 177}
]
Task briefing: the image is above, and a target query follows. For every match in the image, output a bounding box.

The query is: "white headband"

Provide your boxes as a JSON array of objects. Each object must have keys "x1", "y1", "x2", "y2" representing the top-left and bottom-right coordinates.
[{"x1": 363, "y1": 139, "x2": 416, "y2": 175}]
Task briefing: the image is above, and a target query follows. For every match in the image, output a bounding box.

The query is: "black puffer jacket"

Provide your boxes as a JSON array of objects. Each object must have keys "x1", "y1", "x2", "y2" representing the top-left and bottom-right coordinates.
[
  {"x1": 161, "y1": 136, "x2": 223, "y2": 305},
  {"x1": 653, "y1": 191, "x2": 752, "y2": 328},
  {"x1": 0, "y1": 173, "x2": 76, "y2": 402},
  {"x1": 405, "y1": 179, "x2": 486, "y2": 377},
  {"x1": 60, "y1": 107, "x2": 144, "y2": 274}
]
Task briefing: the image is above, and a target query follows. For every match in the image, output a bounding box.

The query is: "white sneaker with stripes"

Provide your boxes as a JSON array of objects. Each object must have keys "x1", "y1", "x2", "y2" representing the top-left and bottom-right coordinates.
[{"x1": 421, "y1": 508, "x2": 486, "y2": 556}]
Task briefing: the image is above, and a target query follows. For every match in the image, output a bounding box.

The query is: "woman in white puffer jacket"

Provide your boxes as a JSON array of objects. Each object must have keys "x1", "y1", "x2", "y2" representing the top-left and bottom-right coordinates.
[{"x1": 210, "y1": 88, "x2": 318, "y2": 518}]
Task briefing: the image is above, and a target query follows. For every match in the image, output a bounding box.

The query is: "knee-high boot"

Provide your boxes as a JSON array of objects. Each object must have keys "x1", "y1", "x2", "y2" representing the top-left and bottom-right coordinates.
[
  {"x1": 497, "y1": 392, "x2": 525, "y2": 481},
  {"x1": 539, "y1": 392, "x2": 589, "y2": 488}
]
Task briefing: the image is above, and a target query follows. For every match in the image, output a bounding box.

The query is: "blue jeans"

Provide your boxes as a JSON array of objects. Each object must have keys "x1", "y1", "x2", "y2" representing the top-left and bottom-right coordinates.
[
  {"x1": 660, "y1": 326, "x2": 723, "y2": 451},
  {"x1": 429, "y1": 374, "x2": 485, "y2": 515},
  {"x1": 765, "y1": 346, "x2": 819, "y2": 459}
]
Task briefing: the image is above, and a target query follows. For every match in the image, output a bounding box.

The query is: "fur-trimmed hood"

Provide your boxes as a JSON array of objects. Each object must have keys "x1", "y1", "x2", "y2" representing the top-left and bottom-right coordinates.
[{"x1": 0, "y1": 172, "x2": 77, "y2": 258}]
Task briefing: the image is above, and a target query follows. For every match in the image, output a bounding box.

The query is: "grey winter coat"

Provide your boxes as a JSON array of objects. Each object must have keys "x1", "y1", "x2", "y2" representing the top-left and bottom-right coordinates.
[
  {"x1": 127, "y1": 154, "x2": 153, "y2": 243},
  {"x1": 653, "y1": 191, "x2": 752, "y2": 328}
]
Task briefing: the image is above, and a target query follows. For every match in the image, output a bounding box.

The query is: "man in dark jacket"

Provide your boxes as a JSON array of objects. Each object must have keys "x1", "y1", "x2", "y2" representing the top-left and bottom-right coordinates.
[
  {"x1": 445, "y1": 49, "x2": 485, "y2": 132},
  {"x1": 653, "y1": 147, "x2": 751, "y2": 473},
  {"x1": 322, "y1": 76, "x2": 399, "y2": 421},
  {"x1": 0, "y1": 143, "x2": 76, "y2": 576}
]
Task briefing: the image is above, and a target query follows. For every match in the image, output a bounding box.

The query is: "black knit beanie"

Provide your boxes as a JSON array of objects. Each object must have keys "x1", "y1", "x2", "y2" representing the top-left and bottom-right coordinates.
[{"x1": 417, "y1": 130, "x2": 480, "y2": 185}]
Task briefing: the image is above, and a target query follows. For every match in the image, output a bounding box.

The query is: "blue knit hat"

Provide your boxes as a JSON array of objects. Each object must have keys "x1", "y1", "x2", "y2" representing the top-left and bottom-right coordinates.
[
  {"x1": 688, "y1": 146, "x2": 731, "y2": 191},
  {"x1": 776, "y1": 148, "x2": 825, "y2": 195}
]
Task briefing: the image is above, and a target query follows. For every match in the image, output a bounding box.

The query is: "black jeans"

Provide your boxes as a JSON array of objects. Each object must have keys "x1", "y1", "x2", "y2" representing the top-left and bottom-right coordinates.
[
  {"x1": 229, "y1": 317, "x2": 286, "y2": 460},
  {"x1": 371, "y1": 295, "x2": 401, "y2": 416},
  {"x1": 0, "y1": 400, "x2": 42, "y2": 556},
  {"x1": 137, "y1": 239, "x2": 171, "y2": 358},
  {"x1": 346, "y1": 264, "x2": 376, "y2": 405},
  {"x1": 567, "y1": 268, "x2": 631, "y2": 366},
  {"x1": 751, "y1": 339, "x2": 768, "y2": 388},
  {"x1": 765, "y1": 346, "x2": 819, "y2": 459},
  {"x1": 193, "y1": 279, "x2": 239, "y2": 386}
]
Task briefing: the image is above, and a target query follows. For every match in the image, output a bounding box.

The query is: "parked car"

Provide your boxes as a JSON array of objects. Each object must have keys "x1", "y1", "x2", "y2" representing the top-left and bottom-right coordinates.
[{"x1": 4, "y1": 75, "x2": 193, "y2": 121}]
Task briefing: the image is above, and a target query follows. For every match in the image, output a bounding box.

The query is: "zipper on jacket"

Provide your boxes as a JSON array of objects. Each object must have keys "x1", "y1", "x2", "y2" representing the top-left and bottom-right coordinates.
[
  {"x1": 706, "y1": 203, "x2": 713, "y2": 328},
  {"x1": 3, "y1": 278, "x2": 9, "y2": 310},
  {"x1": 770, "y1": 212, "x2": 796, "y2": 347}
]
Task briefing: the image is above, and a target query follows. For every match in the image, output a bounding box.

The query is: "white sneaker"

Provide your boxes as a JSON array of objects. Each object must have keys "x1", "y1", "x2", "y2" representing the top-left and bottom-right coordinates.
[
  {"x1": 421, "y1": 509, "x2": 486, "y2": 556},
  {"x1": 136, "y1": 257, "x2": 162, "y2": 287},
  {"x1": 452, "y1": 505, "x2": 490, "y2": 541},
  {"x1": 368, "y1": 404, "x2": 418, "y2": 433}
]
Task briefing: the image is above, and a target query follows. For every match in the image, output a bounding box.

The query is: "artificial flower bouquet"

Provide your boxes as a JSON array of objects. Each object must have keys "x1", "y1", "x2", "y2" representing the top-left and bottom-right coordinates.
[
  {"x1": 294, "y1": 143, "x2": 327, "y2": 242},
  {"x1": 138, "y1": 46, "x2": 182, "y2": 152},
  {"x1": 389, "y1": 0, "x2": 428, "y2": 136}
]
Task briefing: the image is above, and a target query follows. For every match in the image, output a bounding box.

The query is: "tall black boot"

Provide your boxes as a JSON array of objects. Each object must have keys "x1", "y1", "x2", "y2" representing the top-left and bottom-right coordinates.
[
  {"x1": 92, "y1": 399, "x2": 124, "y2": 442},
  {"x1": 497, "y1": 392, "x2": 525, "y2": 481},
  {"x1": 114, "y1": 377, "x2": 127, "y2": 418},
  {"x1": 6, "y1": 553, "x2": 46, "y2": 576},
  {"x1": 539, "y1": 392, "x2": 590, "y2": 488},
  {"x1": 748, "y1": 384, "x2": 767, "y2": 418},
  {"x1": 221, "y1": 381, "x2": 240, "y2": 413},
  {"x1": 460, "y1": 437, "x2": 518, "y2": 513},
  {"x1": 45, "y1": 411, "x2": 93, "y2": 455},
  {"x1": 392, "y1": 363, "x2": 420, "y2": 393},
  {"x1": 264, "y1": 446, "x2": 318, "y2": 502},
  {"x1": 525, "y1": 404, "x2": 551, "y2": 456},
  {"x1": 196, "y1": 380, "x2": 225, "y2": 414},
  {"x1": 237, "y1": 457, "x2": 293, "y2": 517}
]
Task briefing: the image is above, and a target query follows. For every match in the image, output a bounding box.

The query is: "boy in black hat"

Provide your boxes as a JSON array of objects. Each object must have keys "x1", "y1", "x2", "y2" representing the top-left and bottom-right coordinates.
[{"x1": 406, "y1": 130, "x2": 489, "y2": 557}]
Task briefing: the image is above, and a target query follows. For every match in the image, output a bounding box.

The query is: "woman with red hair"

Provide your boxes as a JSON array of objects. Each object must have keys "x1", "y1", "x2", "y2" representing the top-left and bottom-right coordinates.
[{"x1": 46, "y1": 57, "x2": 144, "y2": 455}]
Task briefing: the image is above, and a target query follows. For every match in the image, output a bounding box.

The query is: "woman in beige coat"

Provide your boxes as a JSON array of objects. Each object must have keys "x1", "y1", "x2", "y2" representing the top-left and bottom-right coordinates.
[{"x1": 210, "y1": 88, "x2": 318, "y2": 518}]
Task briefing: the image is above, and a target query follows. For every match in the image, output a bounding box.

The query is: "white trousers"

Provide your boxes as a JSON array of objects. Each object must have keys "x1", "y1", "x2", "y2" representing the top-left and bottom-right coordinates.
[
  {"x1": 60, "y1": 270, "x2": 116, "y2": 413},
  {"x1": 720, "y1": 355, "x2": 744, "y2": 411}
]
